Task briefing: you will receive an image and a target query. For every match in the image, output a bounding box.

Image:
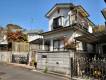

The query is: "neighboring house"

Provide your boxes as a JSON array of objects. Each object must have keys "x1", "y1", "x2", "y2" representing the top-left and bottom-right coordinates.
[
  {"x1": 27, "y1": 29, "x2": 43, "y2": 42},
  {"x1": 75, "y1": 25, "x2": 106, "y2": 78},
  {"x1": 26, "y1": 30, "x2": 44, "y2": 65},
  {"x1": 36, "y1": 3, "x2": 95, "y2": 76},
  {"x1": 0, "y1": 27, "x2": 11, "y2": 63},
  {"x1": 7, "y1": 25, "x2": 29, "y2": 64},
  {"x1": 0, "y1": 27, "x2": 8, "y2": 51},
  {"x1": 102, "y1": 8, "x2": 106, "y2": 20},
  {"x1": 101, "y1": 8, "x2": 106, "y2": 26},
  {"x1": 6, "y1": 24, "x2": 23, "y2": 32}
]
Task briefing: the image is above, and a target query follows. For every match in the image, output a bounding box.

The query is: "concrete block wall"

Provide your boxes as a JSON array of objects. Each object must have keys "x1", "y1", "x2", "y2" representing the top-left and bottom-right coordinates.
[
  {"x1": 0, "y1": 51, "x2": 12, "y2": 63},
  {"x1": 37, "y1": 51, "x2": 74, "y2": 74}
]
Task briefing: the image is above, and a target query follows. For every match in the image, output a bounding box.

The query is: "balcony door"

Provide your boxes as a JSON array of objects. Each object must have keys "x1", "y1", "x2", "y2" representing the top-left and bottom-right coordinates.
[{"x1": 53, "y1": 16, "x2": 63, "y2": 29}]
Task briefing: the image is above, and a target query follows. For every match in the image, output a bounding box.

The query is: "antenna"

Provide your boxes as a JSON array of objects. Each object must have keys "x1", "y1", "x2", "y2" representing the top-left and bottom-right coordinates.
[{"x1": 30, "y1": 18, "x2": 34, "y2": 30}]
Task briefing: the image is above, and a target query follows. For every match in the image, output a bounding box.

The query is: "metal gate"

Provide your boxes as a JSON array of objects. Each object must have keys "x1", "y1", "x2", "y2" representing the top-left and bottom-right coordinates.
[
  {"x1": 72, "y1": 54, "x2": 106, "y2": 79},
  {"x1": 12, "y1": 54, "x2": 28, "y2": 64}
]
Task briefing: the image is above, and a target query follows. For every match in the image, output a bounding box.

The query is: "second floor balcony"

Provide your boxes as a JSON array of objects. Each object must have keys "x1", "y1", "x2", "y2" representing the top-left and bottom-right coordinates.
[{"x1": 52, "y1": 14, "x2": 89, "y2": 32}]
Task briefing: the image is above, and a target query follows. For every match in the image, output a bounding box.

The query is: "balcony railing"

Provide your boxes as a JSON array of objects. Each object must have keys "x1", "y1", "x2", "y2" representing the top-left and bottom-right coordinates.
[
  {"x1": 68, "y1": 15, "x2": 88, "y2": 31},
  {"x1": 52, "y1": 15, "x2": 89, "y2": 32},
  {"x1": 76, "y1": 15, "x2": 88, "y2": 31}
]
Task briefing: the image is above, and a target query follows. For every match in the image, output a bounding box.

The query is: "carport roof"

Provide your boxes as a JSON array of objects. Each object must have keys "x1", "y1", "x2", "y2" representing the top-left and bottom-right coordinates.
[{"x1": 75, "y1": 31, "x2": 106, "y2": 43}]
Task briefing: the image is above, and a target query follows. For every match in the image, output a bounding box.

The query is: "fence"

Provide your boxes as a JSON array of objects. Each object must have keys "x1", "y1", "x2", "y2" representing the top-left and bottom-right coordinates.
[
  {"x1": 72, "y1": 54, "x2": 106, "y2": 79},
  {"x1": 12, "y1": 52, "x2": 29, "y2": 64}
]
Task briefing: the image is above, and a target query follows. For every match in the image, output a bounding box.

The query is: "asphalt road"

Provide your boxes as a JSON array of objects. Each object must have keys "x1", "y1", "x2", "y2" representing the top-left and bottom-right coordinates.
[{"x1": 0, "y1": 63, "x2": 67, "y2": 80}]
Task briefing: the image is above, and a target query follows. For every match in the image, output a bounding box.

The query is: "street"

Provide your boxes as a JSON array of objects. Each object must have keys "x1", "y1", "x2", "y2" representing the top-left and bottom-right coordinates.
[{"x1": 0, "y1": 63, "x2": 67, "y2": 80}]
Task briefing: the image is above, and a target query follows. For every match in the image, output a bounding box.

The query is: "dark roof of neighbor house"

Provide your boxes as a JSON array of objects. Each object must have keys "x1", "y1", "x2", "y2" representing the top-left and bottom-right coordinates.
[
  {"x1": 45, "y1": 3, "x2": 89, "y2": 18},
  {"x1": 41, "y1": 24, "x2": 90, "y2": 36},
  {"x1": 101, "y1": 8, "x2": 106, "y2": 19},
  {"x1": 75, "y1": 30, "x2": 106, "y2": 43},
  {"x1": 6, "y1": 24, "x2": 22, "y2": 29}
]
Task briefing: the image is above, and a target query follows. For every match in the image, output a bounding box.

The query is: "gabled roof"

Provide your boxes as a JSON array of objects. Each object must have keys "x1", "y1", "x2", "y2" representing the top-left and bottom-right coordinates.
[
  {"x1": 75, "y1": 5, "x2": 89, "y2": 17},
  {"x1": 45, "y1": 3, "x2": 89, "y2": 18},
  {"x1": 45, "y1": 3, "x2": 74, "y2": 18}
]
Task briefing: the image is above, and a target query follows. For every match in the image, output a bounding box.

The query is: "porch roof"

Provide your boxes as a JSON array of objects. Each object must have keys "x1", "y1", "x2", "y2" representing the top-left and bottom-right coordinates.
[
  {"x1": 41, "y1": 24, "x2": 90, "y2": 36},
  {"x1": 29, "y1": 38, "x2": 43, "y2": 44},
  {"x1": 75, "y1": 31, "x2": 106, "y2": 43}
]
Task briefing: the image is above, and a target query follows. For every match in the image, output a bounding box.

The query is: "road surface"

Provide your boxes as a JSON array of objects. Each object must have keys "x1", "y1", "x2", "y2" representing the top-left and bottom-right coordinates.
[{"x1": 0, "y1": 63, "x2": 67, "y2": 80}]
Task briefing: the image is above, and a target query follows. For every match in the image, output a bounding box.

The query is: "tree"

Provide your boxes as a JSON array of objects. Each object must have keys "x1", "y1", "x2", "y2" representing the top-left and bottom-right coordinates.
[
  {"x1": 64, "y1": 37, "x2": 77, "y2": 50},
  {"x1": 7, "y1": 31, "x2": 27, "y2": 42}
]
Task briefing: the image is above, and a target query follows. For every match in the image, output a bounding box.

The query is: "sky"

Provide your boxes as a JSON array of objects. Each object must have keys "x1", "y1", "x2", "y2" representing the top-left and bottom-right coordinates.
[{"x1": 0, "y1": 0, "x2": 105, "y2": 31}]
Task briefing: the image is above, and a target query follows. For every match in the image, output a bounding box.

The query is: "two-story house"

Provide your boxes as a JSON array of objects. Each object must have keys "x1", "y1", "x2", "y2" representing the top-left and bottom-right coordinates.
[{"x1": 37, "y1": 3, "x2": 94, "y2": 76}]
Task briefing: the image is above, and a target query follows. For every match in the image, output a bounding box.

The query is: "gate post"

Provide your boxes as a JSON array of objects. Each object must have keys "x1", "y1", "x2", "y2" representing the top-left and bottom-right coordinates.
[{"x1": 69, "y1": 50, "x2": 74, "y2": 79}]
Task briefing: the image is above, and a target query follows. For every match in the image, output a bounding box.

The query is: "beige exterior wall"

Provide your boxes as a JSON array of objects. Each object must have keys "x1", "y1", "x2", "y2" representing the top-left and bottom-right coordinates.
[{"x1": 12, "y1": 42, "x2": 29, "y2": 52}]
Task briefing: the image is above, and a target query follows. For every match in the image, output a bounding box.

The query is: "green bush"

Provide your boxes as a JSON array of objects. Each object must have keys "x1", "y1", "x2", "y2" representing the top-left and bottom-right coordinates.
[{"x1": 44, "y1": 66, "x2": 48, "y2": 73}]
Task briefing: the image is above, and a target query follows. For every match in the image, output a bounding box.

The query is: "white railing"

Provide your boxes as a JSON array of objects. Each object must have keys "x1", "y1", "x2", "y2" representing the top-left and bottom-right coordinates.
[{"x1": 63, "y1": 15, "x2": 89, "y2": 31}]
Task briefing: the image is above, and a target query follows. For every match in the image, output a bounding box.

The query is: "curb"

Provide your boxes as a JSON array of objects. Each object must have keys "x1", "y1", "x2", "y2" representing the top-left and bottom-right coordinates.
[{"x1": 47, "y1": 71, "x2": 71, "y2": 79}]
